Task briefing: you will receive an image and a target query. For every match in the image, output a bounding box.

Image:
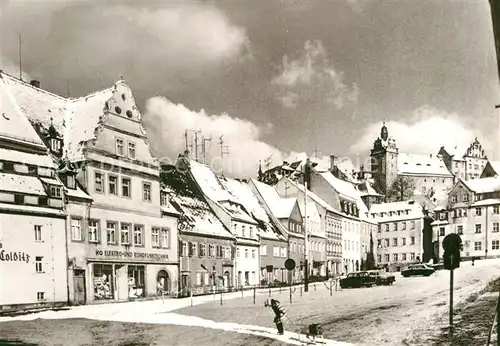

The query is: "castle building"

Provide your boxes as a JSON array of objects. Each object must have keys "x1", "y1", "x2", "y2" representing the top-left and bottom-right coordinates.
[{"x1": 439, "y1": 138, "x2": 489, "y2": 181}]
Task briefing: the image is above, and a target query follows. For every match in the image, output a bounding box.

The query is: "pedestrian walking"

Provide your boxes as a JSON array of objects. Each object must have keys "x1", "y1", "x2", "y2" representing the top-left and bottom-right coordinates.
[{"x1": 264, "y1": 298, "x2": 286, "y2": 335}]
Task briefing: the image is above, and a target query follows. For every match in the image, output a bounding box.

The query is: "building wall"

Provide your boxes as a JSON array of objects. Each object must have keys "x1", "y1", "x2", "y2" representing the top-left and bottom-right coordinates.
[
  {"x1": 451, "y1": 160, "x2": 466, "y2": 182},
  {"x1": 0, "y1": 213, "x2": 67, "y2": 308},
  {"x1": 260, "y1": 237, "x2": 288, "y2": 284},
  {"x1": 326, "y1": 213, "x2": 342, "y2": 275},
  {"x1": 342, "y1": 217, "x2": 361, "y2": 273},
  {"x1": 376, "y1": 217, "x2": 423, "y2": 271},
  {"x1": 464, "y1": 157, "x2": 488, "y2": 180},
  {"x1": 179, "y1": 233, "x2": 235, "y2": 295},
  {"x1": 402, "y1": 174, "x2": 454, "y2": 198}
]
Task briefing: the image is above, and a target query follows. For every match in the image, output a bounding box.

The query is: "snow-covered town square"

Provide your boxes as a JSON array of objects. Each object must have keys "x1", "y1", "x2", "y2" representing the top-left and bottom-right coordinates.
[{"x1": 4, "y1": 0, "x2": 500, "y2": 345}]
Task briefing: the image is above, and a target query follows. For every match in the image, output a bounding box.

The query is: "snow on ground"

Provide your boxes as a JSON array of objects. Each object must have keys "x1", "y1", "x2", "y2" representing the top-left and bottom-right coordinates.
[{"x1": 1, "y1": 259, "x2": 499, "y2": 345}]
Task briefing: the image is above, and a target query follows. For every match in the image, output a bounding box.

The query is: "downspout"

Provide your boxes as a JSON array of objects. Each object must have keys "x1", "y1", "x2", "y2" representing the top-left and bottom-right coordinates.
[
  {"x1": 485, "y1": 205, "x2": 489, "y2": 259},
  {"x1": 62, "y1": 189, "x2": 70, "y2": 305}
]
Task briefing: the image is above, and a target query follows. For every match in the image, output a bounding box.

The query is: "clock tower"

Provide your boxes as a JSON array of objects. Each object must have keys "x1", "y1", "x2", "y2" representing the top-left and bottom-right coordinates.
[{"x1": 370, "y1": 122, "x2": 398, "y2": 198}]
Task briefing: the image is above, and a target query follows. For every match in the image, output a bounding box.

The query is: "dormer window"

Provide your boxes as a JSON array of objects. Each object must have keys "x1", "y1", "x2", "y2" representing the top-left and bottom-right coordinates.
[
  {"x1": 65, "y1": 175, "x2": 76, "y2": 189},
  {"x1": 50, "y1": 186, "x2": 61, "y2": 198},
  {"x1": 2, "y1": 162, "x2": 14, "y2": 172},
  {"x1": 50, "y1": 138, "x2": 61, "y2": 152}
]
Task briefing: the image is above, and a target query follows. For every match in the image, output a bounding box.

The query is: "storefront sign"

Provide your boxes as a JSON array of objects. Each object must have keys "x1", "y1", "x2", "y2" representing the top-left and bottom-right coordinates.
[
  {"x1": 0, "y1": 243, "x2": 30, "y2": 263},
  {"x1": 95, "y1": 249, "x2": 169, "y2": 261}
]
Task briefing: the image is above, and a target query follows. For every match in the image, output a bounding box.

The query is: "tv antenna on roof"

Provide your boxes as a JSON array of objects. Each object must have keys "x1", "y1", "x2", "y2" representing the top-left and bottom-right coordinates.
[{"x1": 219, "y1": 135, "x2": 229, "y2": 174}]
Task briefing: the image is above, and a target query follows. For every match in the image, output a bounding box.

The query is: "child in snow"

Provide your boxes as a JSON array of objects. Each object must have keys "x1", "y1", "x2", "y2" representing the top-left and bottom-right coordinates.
[{"x1": 265, "y1": 298, "x2": 286, "y2": 335}]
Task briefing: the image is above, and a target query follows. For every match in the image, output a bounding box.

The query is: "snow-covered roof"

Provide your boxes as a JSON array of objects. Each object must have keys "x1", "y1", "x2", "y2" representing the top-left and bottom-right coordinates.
[
  {"x1": 0, "y1": 173, "x2": 47, "y2": 195},
  {"x1": 471, "y1": 198, "x2": 500, "y2": 207},
  {"x1": 189, "y1": 160, "x2": 234, "y2": 202},
  {"x1": 443, "y1": 145, "x2": 466, "y2": 160},
  {"x1": 65, "y1": 185, "x2": 92, "y2": 200},
  {"x1": 319, "y1": 172, "x2": 358, "y2": 201},
  {"x1": 463, "y1": 177, "x2": 500, "y2": 194},
  {"x1": 369, "y1": 201, "x2": 423, "y2": 222},
  {"x1": 219, "y1": 178, "x2": 283, "y2": 240},
  {"x1": 0, "y1": 148, "x2": 55, "y2": 168},
  {"x1": 284, "y1": 178, "x2": 336, "y2": 213},
  {"x1": 274, "y1": 198, "x2": 296, "y2": 219},
  {"x1": 357, "y1": 180, "x2": 382, "y2": 197},
  {"x1": 0, "y1": 202, "x2": 65, "y2": 217},
  {"x1": 249, "y1": 178, "x2": 294, "y2": 219},
  {"x1": 397, "y1": 153, "x2": 453, "y2": 177},
  {"x1": 0, "y1": 77, "x2": 49, "y2": 148}
]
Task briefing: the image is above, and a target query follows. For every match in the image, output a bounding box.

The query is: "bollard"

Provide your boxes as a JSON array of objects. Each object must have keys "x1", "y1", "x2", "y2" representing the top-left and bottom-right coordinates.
[
  {"x1": 300, "y1": 286, "x2": 303, "y2": 297},
  {"x1": 253, "y1": 288, "x2": 256, "y2": 304},
  {"x1": 220, "y1": 292, "x2": 223, "y2": 305},
  {"x1": 190, "y1": 290, "x2": 193, "y2": 307},
  {"x1": 269, "y1": 287, "x2": 271, "y2": 297},
  {"x1": 330, "y1": 280, "x2": 333, "y2": 296},
  {"x1": 289, "y1": 285, "x2": 292, "y2": 304}
]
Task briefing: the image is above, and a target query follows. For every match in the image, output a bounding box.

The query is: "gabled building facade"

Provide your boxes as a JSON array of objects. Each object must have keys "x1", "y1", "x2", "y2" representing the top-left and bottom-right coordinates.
[
  {"x1": 2, "y1": 73, "x2": 179, "y2": 304},
  {"x1": 439, "y1": 138, "x2": 489, "y2": 181}
]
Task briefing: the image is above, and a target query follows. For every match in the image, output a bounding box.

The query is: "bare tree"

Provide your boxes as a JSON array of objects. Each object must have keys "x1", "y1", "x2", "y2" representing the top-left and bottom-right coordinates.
[{"x1": 387, "y1": 176, "x2": 415, "y2": 202}]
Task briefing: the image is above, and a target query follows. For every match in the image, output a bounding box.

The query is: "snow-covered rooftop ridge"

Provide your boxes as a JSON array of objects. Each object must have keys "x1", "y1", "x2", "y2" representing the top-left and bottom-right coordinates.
[
  {"x1": 0, "y1": 172, "x2": 47, "y2": 195},
  {"x1": 369, "y1": 200, "x2": 422, "y2": 214},
  {"x1": 463, "y1": 177, "x2": 500, "y2": 194},
  {"x1": 189, "y1": 160, "x2": 234, "y2": 202},
  {"x1": 397, "y1": 152, "x2": 453, "y2": 177},
  {"x1": 318, "y1": 171, "x2": 358, "y2": 200},
  {"x1": 249, "y1": 178, "x2": 296, "y2": 219},
  {"x1": 284, "y1": 177, "x2": 335, "y2": 212}
]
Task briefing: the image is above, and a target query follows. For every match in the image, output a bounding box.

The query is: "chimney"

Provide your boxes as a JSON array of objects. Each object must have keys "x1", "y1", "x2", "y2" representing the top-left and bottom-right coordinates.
[
  {"x1": 330, "y1": 155, "x2": 336, "y2": 172},
  {"x1": 30, "y1": 80, "x2": 40, "y2": 88}
]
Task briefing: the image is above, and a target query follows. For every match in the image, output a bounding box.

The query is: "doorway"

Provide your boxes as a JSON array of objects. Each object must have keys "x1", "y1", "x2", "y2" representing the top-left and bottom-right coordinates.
[
  {"x1": 157, "y1": 270, "x2": 170, "y2": 295},
  {"x1": 73, "y1": 269, "x2": 86, "y2": 305}
]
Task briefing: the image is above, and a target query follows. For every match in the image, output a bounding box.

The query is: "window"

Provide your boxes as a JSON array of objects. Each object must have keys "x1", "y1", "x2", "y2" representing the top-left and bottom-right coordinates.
[
  {"x1": 410, "y1": 236, "x2": 415, "y2": 245},
  {"x1": 457, "y1": 225, "x2": 464, "y2": 235},
  {"x1": 161, "y1": 228, "x2": 169, "y2": 248},
  {"x1": 71, "y1": 218, "x2": 82, "y2": 241},
  {"x1": 494, "y1": 223, "x2": 499, "y2": 233},
  {"x1": 190, "y1": 242, "x2": 198, "y2": 257},
  {"x1": 474, "y1": 241, "x2": 482, "y2": 251},
  {"x1": 439, "y1": 212, "x2": 446, "y2": 221},
  {"x1": 200, "y1": 244, "x2": 207, "y2": 257},
  {"x1": 411, "y1": 221, "x2": 415, "y2": 229},
  {"x1": 410, "y1": 252, "x2": 415, "y2": 261},
  {"x1": 127, "y1": 141, "x2": 136, "y2": 159},
  {"x1": 493, "y1": 240, "x2": 500, "y2": 250},
  {"x1": 252, "y1": 249, "x2": 256, "y2": 258},
  {"x1": 65, "y1": 175, "x2": 76, "y2": 189},
  {"x1": 181, "y1": 241, "x2": 188, "y2": 256},
  {"x1": 236, "y1": 247, "x2": 240, "y2": 257},
  {"x1": 385, "y1": 224, "x2": 389, "y2": 232},
  {"x1": 160, "y1": 192, "x2": 169, "y2": 206},
  {"x1": 402, "y1": 237, "x2": 406, "y2": 246},
  {"x1": 108, "y1": 175, "x2": 118, "y2": 195},
  {"x1": 225, "y1": 246, "x2": 231, "y2": 259},
  {"x1": 451, "y1": 195, "x2": 457, "y2": 203},
  {"x1": 273, "y1": 246, "x2": 280, "y2": 257},
  {"x1": 121, "y1": 223, "x2": 130, "y2": 244},
  {"x1": 143, "y1": 183, "x2": 151, "y2": 202},
  {"x1": 494, "y1": 206, "x2": 500, "y2": 215},
  {"x1": 34, "y1": 225, "x2": 42, "y2": 242},
  {"x1": 241, "y1": 225, "x2": 246, "y2": 237},
  {"x1": 122, "y1": 178, "x2": 131, "y2": 197},
  {"x1": 475, "y1": 224, "x2": 482, "y2": 234},
  {"x1": 439, "y1": 227, "x2": 445, "y2": 237},
  {"x1": 152, "y1": 228, "x2": 160, "y2": 247},
  {"x1": 116, "y1": 138, "x2": 124, "y2": 156},
  {"x1": 393, "y1": 223, "x2": 398, "y2": 231},
  {"x1": 134, "y1": 225, "x2": 143, "y2": 246},
  {"x1": 244, "y1": 248, "x2": 249, "y2": 258},
  {"x1": 393, "y1": 253, "x2": 398, "y2": 262},
  {"x1": 50, "y1": 138, "x2": 61, "y2": 152},
  {"x1": 107, "y1": 222, "x2": 116, "y2": 244},
  {"x1": 88, "y1": 220, "x2": 99, "y2": 243},
  {"x1": 384, "y1": 238, "x2": 390, "y2": 247},
  {"x1": 384, "y1": 254, "x2": 390, "y2": 262},
  {"x1": 249, "y1": 226, "x2": 253, "y2": 238},
  {"x1": 35, "y1": 256, "x2": 43, "y2": 273},
  {"x1": 402, "y1": 222, "x2": 406, "y2": 231},
  {"x1": 392, "y1": 238, "x2": 398, "y2": 247},
  {"x1": 377, "y1": 239, "x2": 381, "y2": 247},
  {"x1": 94, "y1": 172, "x2": 104, "y2": 193},
  {"x1": 37, "y1": 292, "x2": 45, "y2": 301},
  {"x1": 196, "y1": 272, "x2": 202, "y2": 286},
  {"x1": 261, "y1": 244, "x2": 267, "y2": 256},
  {"x1": 377, "y1": 255, "x2": 382, "y2": 263},
  {"x1": 463, "y1": 194, "x2": 469, "y2": 202},
  {"x1": 208, "y1": 244, "x2": 215, "y2": 257},
  {"x1": 475, "y1": 208, "x2": 482, "y2": 216},
  {"x1": 401, "y1": 253, "x2": 407, "y2": 261},
  {"x1": 280, "y1": 247, "x2": 287, "y2": 258},
  {"x1": 50, "y1": 186, "x2": 61, "y2": 198}
]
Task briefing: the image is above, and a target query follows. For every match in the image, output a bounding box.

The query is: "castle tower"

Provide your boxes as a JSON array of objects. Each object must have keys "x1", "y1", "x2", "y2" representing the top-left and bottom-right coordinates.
[{"x1": 370, "y1": 122, "x2": 398, "y2": 197}]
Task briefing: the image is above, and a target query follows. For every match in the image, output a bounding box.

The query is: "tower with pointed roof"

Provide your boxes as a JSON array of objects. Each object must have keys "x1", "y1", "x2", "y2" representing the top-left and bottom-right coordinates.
[{"x1": 370, "y1": 122, "x2": 398, "y2": 198}]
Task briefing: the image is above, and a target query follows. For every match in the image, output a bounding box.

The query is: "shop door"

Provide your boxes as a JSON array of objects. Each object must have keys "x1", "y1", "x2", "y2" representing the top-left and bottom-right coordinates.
[{"x1": 73, "y1": 270, "x2": 86, "y2": 305}]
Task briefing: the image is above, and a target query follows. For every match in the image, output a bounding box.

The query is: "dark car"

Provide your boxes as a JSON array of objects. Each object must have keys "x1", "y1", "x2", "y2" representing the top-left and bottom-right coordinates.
[
  {"x1": 339, "y1": 271, "x2": 376, "y2": 288},
  {"x1": 368, "y1": 270, "x2": 396, "y2": 285},
  {"x1": 401, "y1": 264, "x2": 435, "y2": 277}
]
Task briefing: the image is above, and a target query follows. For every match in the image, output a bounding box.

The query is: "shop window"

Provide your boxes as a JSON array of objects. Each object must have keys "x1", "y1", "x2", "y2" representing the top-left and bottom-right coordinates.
[
  {"x1": 107, "y1": 222, "x2": 116, "y2": 244},
  {"x1": 121, "y1": 223, "x2": 131, "y2": 244},
  {"x1": 93, "y1": 264, "x2": 114, "y2": 300},
  {"x1": 134, "y1": 225, "x2": 144, "y2": 246},
  {"x1": 152, "y1": 227, "x2": 160, "y2": 247},
  {"x1": 71, "y1": 218, "x2": 82, "y2": 241},
  {"x1": 128, "y1": 265, "x2": 145, "y2": 298}
]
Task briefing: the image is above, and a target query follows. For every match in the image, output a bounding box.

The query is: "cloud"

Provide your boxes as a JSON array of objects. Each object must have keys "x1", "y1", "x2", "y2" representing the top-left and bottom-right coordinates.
[
  {"x1": 143, "y1": 97, "x2": 286, "y2": 178},
  {"x1": 349, "y1": 106, "x2": 493, "y2": 158},
  {"x1": 271, "y1": 40, "x2": 359, "y2": 110}
]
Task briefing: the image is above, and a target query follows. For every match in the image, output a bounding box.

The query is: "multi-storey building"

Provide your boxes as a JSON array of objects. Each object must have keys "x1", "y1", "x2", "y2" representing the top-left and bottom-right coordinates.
[
  {"x1": 218, "y1": 177, "x2": 288, "y2": 286},
  {"x1": 370, "y1": 201, "x2": 426, "y2": 271},
  {"x1": 439, "y1": 138, "x2": 489, "y2": 181},
  {"x1": 188, "y1": 159, "x2": 260, "y2": 287},
  {"x1": 370, "y1": 123, "x2": 454, "y2": 201},
  {"x1": 434, "y1": 176, "x2": 500, "y2": 260},
  {"x1": 3, "y1": 73, "x2": 180, "y2": 303},
  {"x1": 161, "y1": 161, "x2": 235, "y2": 296},
  {"x1": 0, "y1": 75, "x2": 67, "y2": 310}
]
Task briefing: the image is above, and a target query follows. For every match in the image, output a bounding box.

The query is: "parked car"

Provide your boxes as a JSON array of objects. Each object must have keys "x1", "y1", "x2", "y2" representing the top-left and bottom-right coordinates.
[
  {"x1": 430, "y1": 261, "x2": 444, "y2": 271},
  {"x1": 401, "y1": 264, "x2": 435, "y2": 277},
  {"x1": 339, "y1": 271, "x2": 376, "y2": 288},
  {"x1": 368, "y1": 270, "x2": 396, "y2": 285}
]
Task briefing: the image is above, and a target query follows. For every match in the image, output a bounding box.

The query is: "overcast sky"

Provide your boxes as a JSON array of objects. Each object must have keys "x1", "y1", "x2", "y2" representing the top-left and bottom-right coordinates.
[{"x1": 1, "y1": 0, "x2": 499, "y2": 177}]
